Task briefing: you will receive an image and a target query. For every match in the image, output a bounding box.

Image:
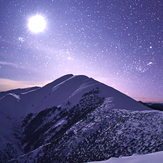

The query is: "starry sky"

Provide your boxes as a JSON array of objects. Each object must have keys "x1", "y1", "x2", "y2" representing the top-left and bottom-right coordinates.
[{"x1": 0, "y1": 0, "x2": 163, "y2": 102}]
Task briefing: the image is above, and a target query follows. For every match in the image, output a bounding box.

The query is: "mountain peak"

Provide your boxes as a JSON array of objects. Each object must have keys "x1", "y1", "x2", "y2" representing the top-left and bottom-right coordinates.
[
  {"x1": 42, "y1": 74, "x2": 74, "y2": 89},
  {"x1": 0, "y1": 74, "x2": 150, "y2": 118}
]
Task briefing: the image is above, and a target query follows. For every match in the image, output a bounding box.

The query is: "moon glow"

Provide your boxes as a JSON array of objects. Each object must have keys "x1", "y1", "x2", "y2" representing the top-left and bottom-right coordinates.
[{"x1": 28, "y1": 15, "x2": 46, "y2": 33}]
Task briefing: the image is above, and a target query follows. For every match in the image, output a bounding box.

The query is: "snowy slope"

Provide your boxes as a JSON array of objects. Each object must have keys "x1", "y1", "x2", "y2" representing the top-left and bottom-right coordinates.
[
  {"x1": 0, "y1": 74, "x2": 73, "y2": 118},
  {"x1": 65, "y1": 77, "x2": 149, "y2": 111},
  {"x1": 0, "y1": 74, "x2": 150, "y2": 119},
  {"x1": 0, "y1": 86, "x2": 40, "y2": 99},
  {"x1": 0, "y1": 112, "x2": 22, "y2": 162},
  {"x1": 89, "y1": 151, "x2": 163, "y2": 163}
]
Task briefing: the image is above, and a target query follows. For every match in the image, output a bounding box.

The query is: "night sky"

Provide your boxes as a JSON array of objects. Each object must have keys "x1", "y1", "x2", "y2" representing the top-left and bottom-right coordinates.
[{"x1": 0, "y1": 0, "x2": 163, "y2": 102}]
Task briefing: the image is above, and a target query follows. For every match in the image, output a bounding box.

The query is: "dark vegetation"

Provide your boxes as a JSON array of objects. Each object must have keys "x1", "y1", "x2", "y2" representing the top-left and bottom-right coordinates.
[{"x1": 21, "y1": 87, "x2": 104, "y2": 154}]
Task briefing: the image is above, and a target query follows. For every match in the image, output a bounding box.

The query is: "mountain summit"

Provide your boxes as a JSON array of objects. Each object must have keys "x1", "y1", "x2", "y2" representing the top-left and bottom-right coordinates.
[
  {"x1": 2, "y1": 75, "x2": 163, "y2": 163},
  {"x1": 0, "y1": 74, "x2": 150, "y2": 117}
]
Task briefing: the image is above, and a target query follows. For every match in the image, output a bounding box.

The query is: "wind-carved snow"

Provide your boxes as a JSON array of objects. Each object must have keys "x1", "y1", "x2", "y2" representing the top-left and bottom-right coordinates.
[
  {"x1": 8, "y1": 93, "x2": 20, "y2": 101},
  {"x1": 21, "y1": 87, "x2": 40, "y2": 95},
  {"x1": 0, "y1": 93, "x2": 20, "y2": 101},
  {"x1": 54, "y1": 119, "x2": 67, "y2": 128},
  {"x1": 51, "y1": 74, "x2": 75, "y2": 92}
]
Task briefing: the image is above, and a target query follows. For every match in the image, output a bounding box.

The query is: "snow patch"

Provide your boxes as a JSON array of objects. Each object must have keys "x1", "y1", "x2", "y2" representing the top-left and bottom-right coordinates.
[
  {"x1": 8, "y1": 93, "x2": 20, "y2": 101},
  {"x1": 89, "y1": 151, "x2": 163, "y2": 163},
  {"x1": 54, "y1": 119, "x2": 67, "y2": 128}
]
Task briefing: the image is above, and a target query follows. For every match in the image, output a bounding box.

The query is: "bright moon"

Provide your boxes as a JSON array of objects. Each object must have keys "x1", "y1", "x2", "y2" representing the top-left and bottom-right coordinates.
[{"x1": 28, "y1": 15, "x2": 46, "y2": 33}]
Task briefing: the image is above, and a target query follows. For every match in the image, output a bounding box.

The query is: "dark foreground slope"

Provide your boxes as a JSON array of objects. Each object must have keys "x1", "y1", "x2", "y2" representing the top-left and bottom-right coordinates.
[
  {"x1": 9, "y1": 97, "x2": 163, "y2": 163},
  {"x1": 1, "y1": 75, "x2": 160, "y2": 163}
]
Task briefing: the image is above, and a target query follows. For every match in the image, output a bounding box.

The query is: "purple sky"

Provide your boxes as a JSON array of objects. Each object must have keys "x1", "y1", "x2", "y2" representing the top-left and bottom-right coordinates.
[{"x1": 0, "y1": 0, "x2": 163, "y2": 102}]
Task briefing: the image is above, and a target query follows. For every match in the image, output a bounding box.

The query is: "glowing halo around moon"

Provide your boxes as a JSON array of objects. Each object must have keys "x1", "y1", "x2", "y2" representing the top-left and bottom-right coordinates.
[{"x1": 28, "y1": 15, "x2": 46, "y2": 33}]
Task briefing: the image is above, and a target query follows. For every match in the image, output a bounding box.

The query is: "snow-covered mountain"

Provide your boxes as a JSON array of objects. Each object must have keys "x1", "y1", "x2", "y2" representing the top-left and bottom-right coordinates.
[
  {"x1": 0, "y1": 74, "x2": 149, "y2": 118},
  {"x1": 1, "y1": 74, "x2": 162, "y2": 163}
]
